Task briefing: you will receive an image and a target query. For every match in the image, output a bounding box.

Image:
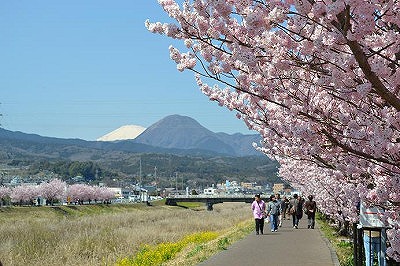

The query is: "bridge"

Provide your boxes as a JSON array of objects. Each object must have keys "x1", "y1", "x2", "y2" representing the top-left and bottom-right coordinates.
[{"x1": 165, "y1": 194, "x2": 255, "y2": 211}]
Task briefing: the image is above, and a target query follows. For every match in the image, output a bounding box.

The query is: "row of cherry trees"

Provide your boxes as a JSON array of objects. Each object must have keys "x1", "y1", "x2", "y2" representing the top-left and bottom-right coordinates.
[
  {"x1": 0, "y1": 179, "x2": 115, "y2": 205},
  {"x1": 148, "y1": 0, "x2": 399, "y2": 260}
]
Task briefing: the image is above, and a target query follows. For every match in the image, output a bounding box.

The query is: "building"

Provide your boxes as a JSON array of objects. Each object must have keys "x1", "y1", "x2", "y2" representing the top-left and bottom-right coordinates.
[
  {"x1": 241, "y1": 182, "x2": 256, "y2": 189},
  {"x1": 203, "y1": 187, "x2": 217, "y2": 195},
  {"x1": 273, "y1": 183, "x2": 285, "y2": 194},
  {"x1": 108, "y1": 187, "x2": 130, "y2": 198}
]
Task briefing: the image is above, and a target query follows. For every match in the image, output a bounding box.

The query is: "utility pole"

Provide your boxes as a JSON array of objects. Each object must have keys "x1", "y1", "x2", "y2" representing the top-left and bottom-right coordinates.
[
  {"x1": 175, "y1": 172, "x2": 178, "y2": 193},
  {"x1": 139, "y1": 158, "x2": 143, "y2": 202},
  {"x1": 154, "y1": 166, "x2": 157, "y2": 190},
  {"x1": 139, "y1": 158, "x2": 142, "y2": 189}
]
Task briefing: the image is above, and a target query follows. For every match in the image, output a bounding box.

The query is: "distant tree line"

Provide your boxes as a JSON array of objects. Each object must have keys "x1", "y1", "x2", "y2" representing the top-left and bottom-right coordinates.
[
  {"x1": 106, "y1": 154, "x2": 280, "y2": 186},
  {"x1": 8, "y1": 160, "x2": 111, "y2": 182},
  {"x1": 7, "y1": 153, "x2": 279, "y2": 187}
]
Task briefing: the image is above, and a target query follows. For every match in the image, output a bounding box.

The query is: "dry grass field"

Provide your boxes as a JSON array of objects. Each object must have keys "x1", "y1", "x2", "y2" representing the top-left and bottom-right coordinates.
[{"x1": 0, "y1": 201, "x2": 252, "y2": 266}]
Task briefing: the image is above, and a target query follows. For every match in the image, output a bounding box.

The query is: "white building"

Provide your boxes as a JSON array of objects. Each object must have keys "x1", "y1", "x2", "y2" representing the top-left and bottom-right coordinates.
[{"x1": 203, "y1": 187, "x2": 217, "y2": 195}]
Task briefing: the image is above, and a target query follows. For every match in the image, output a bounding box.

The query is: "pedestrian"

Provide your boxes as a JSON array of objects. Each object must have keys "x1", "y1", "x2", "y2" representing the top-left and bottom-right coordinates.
[
  {"x1": 304, "y1": 195, "x2": 317, "y2": 229},
  {"x1": 298, "y1": 195, "x2": 305, "y2": 223},
  {"x1": 275, "y1": 193, "x2": 283, "y2": 227},
  {"x1": 251, "y1": 194, "x2": 266, "y2": 235},
  {"x1": 282, "y1": 196, "x2": 289, "y2": 220},
  {"x1": 289, "y1": 194, "x2": 301, "y2": 228},
  {"x1": 267, "y1": 194, "x2": 281, "y2": 232}
]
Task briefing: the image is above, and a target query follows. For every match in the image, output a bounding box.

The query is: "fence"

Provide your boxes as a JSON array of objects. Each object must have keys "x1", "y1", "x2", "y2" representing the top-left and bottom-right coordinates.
[{"x1": 353, "y1": 223, "x2": 400, "y2": 266}]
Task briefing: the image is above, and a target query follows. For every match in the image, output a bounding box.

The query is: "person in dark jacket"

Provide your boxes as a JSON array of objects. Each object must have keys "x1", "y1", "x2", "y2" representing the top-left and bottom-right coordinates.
[
  {"x1": 275, "y1": 193, "x2": 284, "y2": 227},
  {"x1": 297, "y1": 195, "x2": 305, "y2": 221},
  {"x1": 304, "y1": 195, "x2": 317, "y2": 229},
  {"x1": 289, "y1": 194, "x2": 300, "y2": 228},
  {"x1": 281, "y1": 196, "x2": 289, "y2": 220}
]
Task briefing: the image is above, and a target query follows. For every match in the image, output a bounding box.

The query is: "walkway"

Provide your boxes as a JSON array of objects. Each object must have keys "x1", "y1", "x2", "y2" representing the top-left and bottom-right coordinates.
[{"x1": 199, "y1": 216, "x2": 340, "y2": 266}]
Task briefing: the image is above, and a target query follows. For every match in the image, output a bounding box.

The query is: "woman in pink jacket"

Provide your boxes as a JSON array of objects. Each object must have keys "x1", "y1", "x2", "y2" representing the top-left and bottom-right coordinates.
[{"x1": 251, "y1": 194, "x2": 266, "y2": 235}]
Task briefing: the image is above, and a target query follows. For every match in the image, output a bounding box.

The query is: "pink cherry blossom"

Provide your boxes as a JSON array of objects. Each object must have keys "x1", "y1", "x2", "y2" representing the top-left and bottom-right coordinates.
[
  {"x1": 0, "y1": 186, "x2": 11, "y2": 202},
  {"x1": 148, "y1": 0, "x2": 400, "y2": 260},
  {"x1": 10, "y1": 185, "x2": 40, "y2": 205},
  {"x1": 38, "y1": 178, "x2": 67, "y2": 205},
  {"x1": 67, "y1": 184, "x2": 114, "y2": 204}
]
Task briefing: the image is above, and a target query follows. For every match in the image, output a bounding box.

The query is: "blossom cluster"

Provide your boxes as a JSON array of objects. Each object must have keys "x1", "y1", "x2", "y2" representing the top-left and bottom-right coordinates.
[
  {"x1": 148, "y1": 0, "x2": 400, "y2": 260},
  {"x1": 0, "y1": 179, "x2": 115, "y2": 205}
]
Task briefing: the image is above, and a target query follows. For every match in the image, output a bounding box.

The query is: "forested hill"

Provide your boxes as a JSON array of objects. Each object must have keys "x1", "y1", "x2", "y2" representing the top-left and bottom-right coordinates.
[{"x1": 0, "y1": 127, "x2": 279, "y2": 186}]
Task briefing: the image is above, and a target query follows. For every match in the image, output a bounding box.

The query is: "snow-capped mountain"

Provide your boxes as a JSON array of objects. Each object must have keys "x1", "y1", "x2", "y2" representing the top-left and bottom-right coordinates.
[
  {"x1": 94, "y1": 115, "x2": 262, "y2": 156},
  {"x1": 97, "y1": 125, "x2": 146, "y2": 141}
]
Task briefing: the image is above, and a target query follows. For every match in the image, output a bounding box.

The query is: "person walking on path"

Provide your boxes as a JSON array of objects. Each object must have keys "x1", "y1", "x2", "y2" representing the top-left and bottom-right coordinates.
[
  {"x1": 282, "y1": 196, "x2": 289, "y2": 220},
  {"x1": 275, "y1": 193, "x2": 284, "y2": 227},
  {"x1": 304, "y1": 195, "x2": 317, "y2": 229},
  {"x1": 298, "y1": 195, "x2": 305, "y2": 220},
  {"x1": 289, "y1": 194, "x2": 302, "y2": 228},
  {"x1": 267, "y1": 194, "x2": 281, "y2": 232},
  {"x1": 251, "y1": 194, "x2": 266, "y2": 235}
]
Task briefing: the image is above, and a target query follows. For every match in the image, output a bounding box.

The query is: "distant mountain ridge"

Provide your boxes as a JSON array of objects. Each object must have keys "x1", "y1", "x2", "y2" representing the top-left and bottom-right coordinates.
[
  {"x1": 133, "y1": 115, "x2": 261, "y2": 156},
  {"x1": 0, "y1": 114, "x2": 262, "y2": 157}
]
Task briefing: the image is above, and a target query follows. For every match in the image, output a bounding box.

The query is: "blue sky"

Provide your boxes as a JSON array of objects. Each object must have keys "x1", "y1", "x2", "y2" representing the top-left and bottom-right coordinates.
[{"x1": 0, "y1": 0, "x2": 254, "y2": 140}]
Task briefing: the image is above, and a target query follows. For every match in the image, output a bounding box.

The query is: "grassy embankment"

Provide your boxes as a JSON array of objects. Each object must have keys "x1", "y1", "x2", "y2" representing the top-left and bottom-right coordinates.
[
  {"x1": 316, "y1": 212, "x2": 354, "y2": 266},
  {"x1": 0, "y1": 200, "x2": 253, "y2": 266}
]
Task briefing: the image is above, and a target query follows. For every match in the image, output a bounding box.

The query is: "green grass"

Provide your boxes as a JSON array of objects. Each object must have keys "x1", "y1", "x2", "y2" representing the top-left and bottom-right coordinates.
[
  {"x1": 186, "y1": 244, "x2": 205, "y2": 258},
  {"x1": 217, "y1": 237, "x2": 230, "y2": 250},
  {"x1": 117, "y1": 232, "x2": 218, "y2": 266},
  {"x1": 176, "y1": 202, "x2": 204, "y2": 209},
  {"x1": 316, "y1": 213, "x2": 354, "y2": 266}
]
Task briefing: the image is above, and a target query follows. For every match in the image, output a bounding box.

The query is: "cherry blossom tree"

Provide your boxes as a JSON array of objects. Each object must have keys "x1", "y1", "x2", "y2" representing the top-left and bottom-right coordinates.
[
  {"x1": 2, "y1": 182, "x2": 114, "y2": 207},
  {"x1": 10, "y1": 185, "x2": 39, "y2": 206},
  {"x1": 0, "y1": 186, "x2": 11, "y2": 199},
  {"x1": 67, "y1": 184, "x2": 114, "y2": 204},
  {"x1": 279, "y1": 159, "x2": 360, "y2": 221},
  {"x1": 38, "y1": 178, "x2": 67, "y2": 205},
  {"x1": 0, "y1": 186, "x2": 11, "y2": 206},
  {"x1": 67, "y1": 184, "x2": 89, "y2": 204},
  {"x1": 94, "y1": 186, "x2": 115, "y2": 203},
  {"x1": 147, "y1": 0, "x2": 399, "y2": 260}
]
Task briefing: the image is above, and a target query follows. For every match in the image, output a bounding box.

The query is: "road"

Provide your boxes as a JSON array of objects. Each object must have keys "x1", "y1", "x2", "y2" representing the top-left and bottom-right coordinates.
[{"x1": 199, "y1": 216, "x2": 340, "y2": 266}]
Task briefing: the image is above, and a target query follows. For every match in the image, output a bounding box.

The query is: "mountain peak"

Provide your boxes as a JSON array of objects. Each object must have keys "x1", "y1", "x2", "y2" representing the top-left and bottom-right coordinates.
[
  {"x1": 151, "y1": 114, "x2": 206, "y2": 130},
  {"x1": 133, "y1": 114, "x2": 261, "y2": 156},
  {"x1": 97, "y1": 125, "x2": 146, "y2": 141}
]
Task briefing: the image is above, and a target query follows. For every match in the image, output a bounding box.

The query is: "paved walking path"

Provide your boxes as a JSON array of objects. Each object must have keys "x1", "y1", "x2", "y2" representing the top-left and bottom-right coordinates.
[{"x1": 199, "y1": 217, "x2": 340, "y2": 266}]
